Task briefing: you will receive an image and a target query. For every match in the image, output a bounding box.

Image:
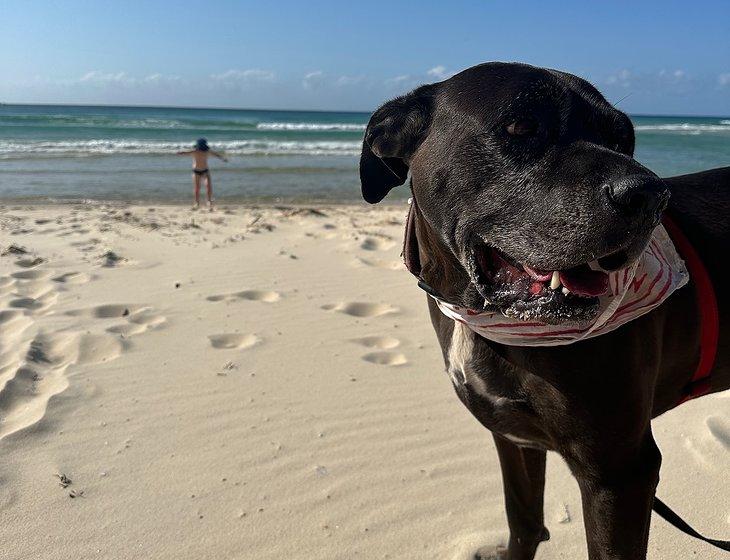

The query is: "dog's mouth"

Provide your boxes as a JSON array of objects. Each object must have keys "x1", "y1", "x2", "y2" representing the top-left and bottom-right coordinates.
[{"x1": 467, "y1": 244, "x2": 630, "y2": 324}]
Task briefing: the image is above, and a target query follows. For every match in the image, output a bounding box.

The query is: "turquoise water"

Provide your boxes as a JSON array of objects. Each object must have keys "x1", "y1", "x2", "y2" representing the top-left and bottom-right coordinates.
[{"x1": 0, "y1": 104, "x2": 728, "y2": 203}]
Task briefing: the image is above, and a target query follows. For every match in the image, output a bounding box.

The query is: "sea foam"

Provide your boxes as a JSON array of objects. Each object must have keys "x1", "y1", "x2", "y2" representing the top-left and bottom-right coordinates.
[
  {"x1": 635, "y1": 122, "x2": 730, "y2": 134},
  {"x1": 256, "y1": 122, "x2": 366, "y2": 131},
  {"x1": 0, "y1": 139, "x2": 361, "y2": 157}
]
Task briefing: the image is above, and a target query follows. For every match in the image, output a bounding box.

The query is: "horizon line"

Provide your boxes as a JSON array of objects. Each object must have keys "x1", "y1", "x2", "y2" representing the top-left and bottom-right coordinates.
[{"x1": 1, "y1": 102, "x2": 729, "y2": 120}]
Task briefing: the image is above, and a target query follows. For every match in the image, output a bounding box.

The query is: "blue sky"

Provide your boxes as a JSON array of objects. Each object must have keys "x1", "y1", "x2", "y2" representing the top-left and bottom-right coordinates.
[{"x1": 2, "y1": 0, "x2": 729, "y2": 114}]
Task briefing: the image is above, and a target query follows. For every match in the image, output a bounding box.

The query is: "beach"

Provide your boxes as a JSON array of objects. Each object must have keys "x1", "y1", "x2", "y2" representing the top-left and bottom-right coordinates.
[{"x1": 1, "y1": 201, "x2": 727, "y2": 560}]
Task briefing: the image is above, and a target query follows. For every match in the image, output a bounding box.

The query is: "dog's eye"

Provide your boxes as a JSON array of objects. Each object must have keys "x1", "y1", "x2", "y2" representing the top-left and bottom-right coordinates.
[{"x1": 506, "y1": 118, "x2": 538, "y2": 137}]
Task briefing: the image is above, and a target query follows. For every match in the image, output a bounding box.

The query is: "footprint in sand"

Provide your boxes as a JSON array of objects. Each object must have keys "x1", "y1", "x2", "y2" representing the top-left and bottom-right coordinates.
[
  {"x1": 321, "y1": 302, "x2": 398, "y2": 318},
  {"x1": 11, "y1": 269, "x2": 53, "y2": 281},
  {"x1": 353, "y1": 336, "x2": 401, "y2": 349},
  {"x1": 351, "y1": 256, "x2": 404, "y2": 271},
  {"x1": 52, "y1": 271, "x2": 91, "y2": 285},
  {"x1": 128, "y1": 310, "x2": 166, "y2": 328},
  {"x1": 706, "y1": 416, "x2": 730, "y2": 450},
  {"x1": 65, "y1": 304, "x2": 166, "y2": 336},
  {"x1": 107, "y1": 309, "x2": 167, "y2": 337},
  {"x1": 208, "y1": 333, "x2": 260, "y2": 350},
  {"x1": 15, "y1": 257, "x2": 44, "y2": 268},
  {"x1": 107, "y1": 323, "x2": 148, "y2": 337},
  {"x1": 207, "y1": 290, "x2": 281, "y2": 303},
  {"x1": 360, "y1": 237, "x2": 395, "y2": 251},
  {"x1": 362, "y1": 351, "x2": 408, "y2": 366},
  {"x1": 8, "y1": 291, "x2": 58, "y2": 313},
  {"x1": 67, "y1": 303, "x2": 147, "y2": 319}
]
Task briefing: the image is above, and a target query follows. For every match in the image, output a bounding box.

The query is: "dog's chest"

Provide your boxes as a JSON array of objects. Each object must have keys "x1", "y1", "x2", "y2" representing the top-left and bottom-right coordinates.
[
  {"x1": 447, "y1": 323, "x2": 502, "y2": 401},
  {"x1": 446, "y1": 323, "x2": 546, "y2": 447}
]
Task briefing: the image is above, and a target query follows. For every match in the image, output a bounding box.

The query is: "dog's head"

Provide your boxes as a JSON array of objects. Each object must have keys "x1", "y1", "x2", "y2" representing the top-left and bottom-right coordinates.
[{"x1": 360, "y1": 62, "x2": 669, "y2": 325}]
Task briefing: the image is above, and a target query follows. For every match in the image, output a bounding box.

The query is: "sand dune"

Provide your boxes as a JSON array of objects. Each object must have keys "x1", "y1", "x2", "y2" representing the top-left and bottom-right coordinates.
[{"x1": 0, "y1": 202, "x2": 727, "y2": 560}]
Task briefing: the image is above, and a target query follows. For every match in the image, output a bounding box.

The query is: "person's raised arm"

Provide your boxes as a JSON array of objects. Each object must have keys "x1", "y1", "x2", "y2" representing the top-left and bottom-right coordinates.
[
  {"x1": 211, "y1": 150, "x2": 229, "y2": 162},
  {"x1": 176, "y1": 149, "x2": 194, "y2": 155}
]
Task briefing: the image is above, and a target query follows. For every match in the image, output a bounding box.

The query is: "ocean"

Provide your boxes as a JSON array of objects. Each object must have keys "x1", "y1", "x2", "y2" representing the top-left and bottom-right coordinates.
[{"x1": 1, "y1": 104, "x2": 728, "y2": 204}]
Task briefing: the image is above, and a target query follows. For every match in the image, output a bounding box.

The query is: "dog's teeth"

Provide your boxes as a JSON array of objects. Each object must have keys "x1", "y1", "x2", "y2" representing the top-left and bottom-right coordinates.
[
  {"x1": 550, "y1": 271, "x2": 561, "y2": 290},
  {"x1": 562, "y1": 286, "x2": 571, "y2": 295}
]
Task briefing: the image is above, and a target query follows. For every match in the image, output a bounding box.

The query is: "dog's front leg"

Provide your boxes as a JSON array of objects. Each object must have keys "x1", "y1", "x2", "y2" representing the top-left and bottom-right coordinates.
[
  {"x1": 492, "y1": 434, "x2": 549, "y2": 560},
  {"x1": 572, "y1": 434, "x2": 661, "y2": 560}
]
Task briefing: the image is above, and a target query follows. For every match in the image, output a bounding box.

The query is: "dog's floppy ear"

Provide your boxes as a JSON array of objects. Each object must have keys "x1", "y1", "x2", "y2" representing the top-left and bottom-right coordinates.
[{"x1": 360, "y1": 85, "x2": 434, "y2": 204}]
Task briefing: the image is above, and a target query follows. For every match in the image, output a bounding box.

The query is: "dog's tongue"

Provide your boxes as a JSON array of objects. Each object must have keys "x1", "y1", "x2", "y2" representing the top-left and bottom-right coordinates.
[
  {"x1": 523, "y1": 265, "x2": 553, "y2": 282},
  {"x1": 559, "y1": 265, "x2": 609, "y2": 296}
]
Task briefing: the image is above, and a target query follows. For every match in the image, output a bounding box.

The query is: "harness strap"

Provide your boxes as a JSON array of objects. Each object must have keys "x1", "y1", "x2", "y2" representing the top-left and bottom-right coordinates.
[
  {"x1": 653, "y1": 497, "x2": 730, "y2": 551},
  {"x1": 661, "y1": 215, "x2": 719, "y2": 404}
]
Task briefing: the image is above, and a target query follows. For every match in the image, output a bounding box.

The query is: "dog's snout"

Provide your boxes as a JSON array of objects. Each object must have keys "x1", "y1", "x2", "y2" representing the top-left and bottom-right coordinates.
[{"x1": 603, "y1": 176, "x2": 669, "y2": 221}]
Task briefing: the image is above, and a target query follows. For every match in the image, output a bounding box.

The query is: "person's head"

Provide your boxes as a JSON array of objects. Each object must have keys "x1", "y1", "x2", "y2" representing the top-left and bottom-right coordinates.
[{"x1": 195, "y1": 138, "x2": 209, "y2": 151}]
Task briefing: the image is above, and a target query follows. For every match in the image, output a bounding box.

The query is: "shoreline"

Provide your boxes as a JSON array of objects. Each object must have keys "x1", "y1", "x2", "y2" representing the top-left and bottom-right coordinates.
[{"x1": 0, "y1": 198, "x2": 409, "y2": 208}]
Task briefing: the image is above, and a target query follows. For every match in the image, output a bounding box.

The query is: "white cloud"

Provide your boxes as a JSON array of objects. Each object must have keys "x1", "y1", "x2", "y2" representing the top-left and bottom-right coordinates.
[
  {"x1": 74, "y1": 71, "x2": 184, "y2": 89},
  {"x1": 79, "y1": 71, "x2": 133, "y2": 85},
  {"x1": 143, "y1": 73, "x2": 181, "y2": 84},
  {"x1": 606, "y1": 68, "x2": 631, "y2": 87},
  {"x1": 718, "y1": 73, "x2": 730, "y2": 87},
  {"x1": 658, "y1": 69, "x2": 686, "y2": 82},
  {"x1": 386, "y1": 74, "x2": 411, "y2": 84},
  {"x1": 210, "y1": 69, "x2": 275, "y2": 83},
  {"x1": 426, "y1": 65, "x2": 452, "y2": 80},
  {"x1": 302, "y1": 71, "x2": 324, "y2": 90}
]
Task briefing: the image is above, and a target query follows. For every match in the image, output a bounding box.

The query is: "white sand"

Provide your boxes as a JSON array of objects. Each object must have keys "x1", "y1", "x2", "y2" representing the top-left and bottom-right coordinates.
[{"x1": 0, "y1": 202, "x2": 727, "y2": 559}]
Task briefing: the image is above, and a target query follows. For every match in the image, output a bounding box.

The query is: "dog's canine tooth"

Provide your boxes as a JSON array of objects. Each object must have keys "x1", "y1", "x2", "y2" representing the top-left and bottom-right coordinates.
[
  {"x1": 562, "y1": 286, "x2": 571, "y2": 295},
  {"x1": 550, "y1": 271, "x2": 561, "y2": 290}
]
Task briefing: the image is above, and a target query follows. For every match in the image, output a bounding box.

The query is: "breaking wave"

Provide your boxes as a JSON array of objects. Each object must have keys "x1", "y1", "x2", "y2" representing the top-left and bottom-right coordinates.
[
  {"x1": 635, "y1": 121, "x2": 730, "y2": 134},
  {"x1": 255, "y1": 122, "x2": 365, "y2": 131},
  {"x1": 0, "y1": 139, "x2": 361, "y2": 158}
]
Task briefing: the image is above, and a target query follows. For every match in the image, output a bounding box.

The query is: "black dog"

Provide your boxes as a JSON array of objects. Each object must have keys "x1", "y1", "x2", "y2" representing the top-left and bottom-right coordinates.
[{"x1": 359, "y1": 62, "x2": 729, "y2": 559}]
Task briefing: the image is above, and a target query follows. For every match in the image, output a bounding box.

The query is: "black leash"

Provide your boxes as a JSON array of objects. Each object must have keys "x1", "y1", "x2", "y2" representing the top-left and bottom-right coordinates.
[{"x1": 653, "y1": 497, "x2": 730, "y2": 552}]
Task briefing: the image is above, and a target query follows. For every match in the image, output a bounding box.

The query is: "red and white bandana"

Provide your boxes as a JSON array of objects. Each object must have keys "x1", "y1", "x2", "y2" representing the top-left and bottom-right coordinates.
[{"x1": 432, "y1": 225, "x2": 689, "y2": 346}]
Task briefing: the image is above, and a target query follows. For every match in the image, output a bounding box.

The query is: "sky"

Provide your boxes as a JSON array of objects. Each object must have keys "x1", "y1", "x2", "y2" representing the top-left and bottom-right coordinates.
[{"x1": 2, "y1": 0, "x2": 729, "y2": 115}]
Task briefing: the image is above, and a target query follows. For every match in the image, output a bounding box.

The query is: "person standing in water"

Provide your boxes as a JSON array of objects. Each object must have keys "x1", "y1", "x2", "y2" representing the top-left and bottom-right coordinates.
[{"x1": 176, "y1": 138, "x2": 228, "y2": 210}]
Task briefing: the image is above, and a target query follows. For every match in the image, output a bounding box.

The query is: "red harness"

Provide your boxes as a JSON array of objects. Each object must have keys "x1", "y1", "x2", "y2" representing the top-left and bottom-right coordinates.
[{"x1": 662, "y1": 216, "x2": 719, "y2": 405}]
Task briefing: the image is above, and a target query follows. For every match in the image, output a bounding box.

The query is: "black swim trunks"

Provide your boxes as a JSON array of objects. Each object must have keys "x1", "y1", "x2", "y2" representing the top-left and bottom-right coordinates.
[{"x1": 193, "y1": 168, "x2": 209, "y2": 176}]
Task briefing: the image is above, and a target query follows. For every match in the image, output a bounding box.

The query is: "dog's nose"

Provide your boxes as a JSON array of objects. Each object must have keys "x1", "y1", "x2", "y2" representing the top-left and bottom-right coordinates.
[{"x1": 604, "y1": 175, "x2": 669, "y2": 221}]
